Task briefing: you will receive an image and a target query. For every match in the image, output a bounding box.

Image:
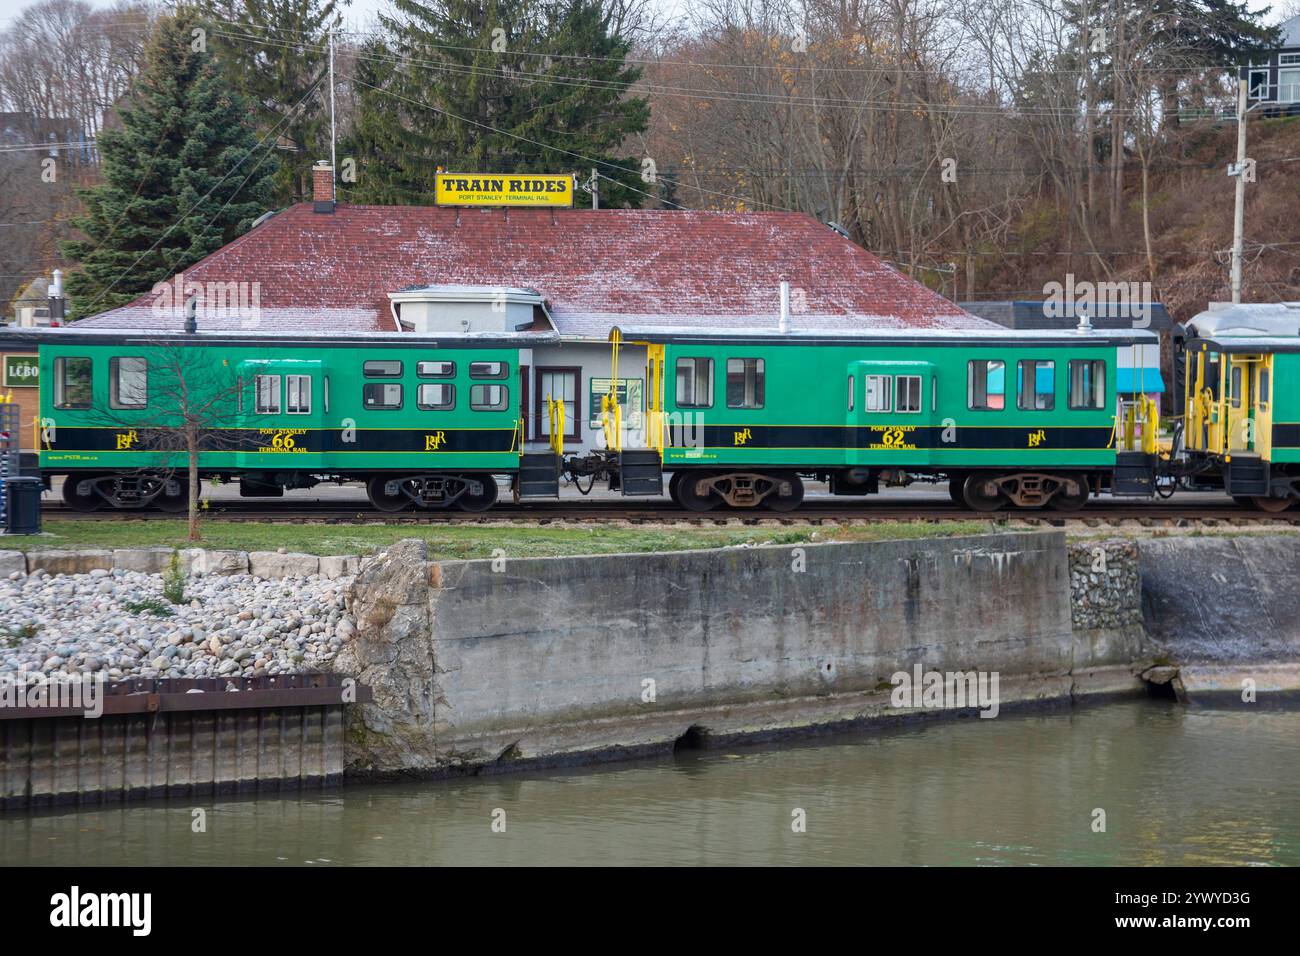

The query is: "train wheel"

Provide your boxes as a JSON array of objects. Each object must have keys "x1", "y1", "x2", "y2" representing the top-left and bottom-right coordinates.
[
  {"x1": 763, "y1": 473, "x2": 804, "y2": 512},
  {"x1": 366, "y1": 476, "x2": 412, "y2": 512},
  {"x1": 1251, "y1": 496, "x2": 1295, "y2": 513},
  {"x1": 456, "y1": 475, "x2": 499, "y2": 512},
  {"x1": 674, "y1": 472, "x2": 720, "y2": 512},
  {"x1": 153, "y1": 476, "x2": 190, "y2": 513},
  {"x1": 962, "y1": 473, "x2": 1007, "y2": 513},
  {"x1": 947, "y1": 475, "x2": 966, "y2": 505},
  {"x1": 61, "y1": 474, "x2": 104, "y2": 512},
  {"x1": 1047, "y1": 477, "x2": 1089, "y2": 512}
]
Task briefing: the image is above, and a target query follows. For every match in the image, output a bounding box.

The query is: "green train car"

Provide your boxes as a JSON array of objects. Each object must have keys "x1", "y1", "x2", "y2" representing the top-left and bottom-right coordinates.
[
  {"x1": 618, "y1": 326, "x2": 1161, "y2": 511},
  {"x1": 1176, "y1": 318, "x2": 1300, "y2": 511},
  {"x1": 3, "y1": 322, "x2": 1221, "y2": 513},
  {"x1": 27, "y1": 329, "x2": 529, "y2": 512}
]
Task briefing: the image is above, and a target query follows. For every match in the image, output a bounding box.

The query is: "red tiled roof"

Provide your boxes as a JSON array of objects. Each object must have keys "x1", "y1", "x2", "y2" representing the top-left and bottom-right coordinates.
[{"x1": 77, "y1": 203, "x2": 993, "y2": 334}]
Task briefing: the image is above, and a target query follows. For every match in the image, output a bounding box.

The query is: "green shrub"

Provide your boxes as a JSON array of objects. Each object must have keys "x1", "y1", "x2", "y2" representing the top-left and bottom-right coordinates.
[{"x1": 163, "y1": 550, "x2": 186, "y2": 605}]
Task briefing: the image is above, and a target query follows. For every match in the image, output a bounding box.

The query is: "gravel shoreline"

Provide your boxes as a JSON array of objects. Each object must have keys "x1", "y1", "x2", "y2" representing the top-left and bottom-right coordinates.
[{"x1": 0, "y1": 567, "x2": 355, "y2": 680}]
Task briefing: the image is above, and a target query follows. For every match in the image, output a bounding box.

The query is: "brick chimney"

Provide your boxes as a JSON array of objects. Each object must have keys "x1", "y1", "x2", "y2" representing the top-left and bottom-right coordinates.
[{"x1": 312, "y1": 160, "x2": 335, "y2": 213}]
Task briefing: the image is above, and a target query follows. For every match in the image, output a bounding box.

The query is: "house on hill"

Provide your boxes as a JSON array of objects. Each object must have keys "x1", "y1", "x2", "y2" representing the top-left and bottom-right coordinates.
[
  {"x1": 72, "y1": 164, "x2": 996, "y2": 454},
  {"x1": 1245, "y1": 14, "x2": 1300, "y2": 114}
]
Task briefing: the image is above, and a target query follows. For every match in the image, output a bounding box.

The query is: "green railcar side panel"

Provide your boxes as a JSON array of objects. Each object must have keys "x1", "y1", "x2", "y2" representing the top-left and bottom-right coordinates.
[
  {"x1": 38, "y1": 341, "x2": 522, "y2": 473},
  {"x1": 1272, "y1": 352, "x2": 1300, "y2": 464},
  {"x1": 661, "y1": 340, "x2": 1120, "y2": 470}
]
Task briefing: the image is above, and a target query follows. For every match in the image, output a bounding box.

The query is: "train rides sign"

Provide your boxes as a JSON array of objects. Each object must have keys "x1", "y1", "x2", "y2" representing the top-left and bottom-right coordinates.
[{"x1": 435, "y1": 173, "x2": 575, "y2": 208}]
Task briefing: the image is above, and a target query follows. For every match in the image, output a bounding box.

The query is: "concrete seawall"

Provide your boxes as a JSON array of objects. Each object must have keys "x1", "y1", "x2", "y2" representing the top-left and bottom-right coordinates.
[
  {"x1": 339, "y1": 532, "x2": 1149, "y2": 776},
  {"x1": 1139, "y1": 534, "x2": 1300, "y2": 699}
]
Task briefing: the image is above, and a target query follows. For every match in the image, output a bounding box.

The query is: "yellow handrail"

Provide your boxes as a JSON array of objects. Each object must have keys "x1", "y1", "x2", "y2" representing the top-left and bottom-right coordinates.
[{"x1": 546, "y1": 394, "x2": 565, "y2": 458}]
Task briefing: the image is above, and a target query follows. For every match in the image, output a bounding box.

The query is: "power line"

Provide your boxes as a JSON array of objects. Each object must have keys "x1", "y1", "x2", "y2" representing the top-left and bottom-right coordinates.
[
  {"x1": 82, "y1": 76, "x2": 328, "y2": 316},
  {"x1": 205, "y1": 18, "x2": 1255, "y2": 80},
  {"x1": 216, "y1": 26, "x2": 1171, "y2": 120},
  {"x1": 349, "y1": 76, "x2": 798, "y2": 213}
]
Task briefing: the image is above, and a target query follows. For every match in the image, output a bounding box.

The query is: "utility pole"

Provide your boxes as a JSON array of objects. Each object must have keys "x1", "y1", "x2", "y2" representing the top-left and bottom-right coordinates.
[
  {"x1": 328, "y1": 26, "x2": 337, "y2": 196},
  {"x1": 1230, "y1": 77, "x2": 1248, "y2": 304},
  {"x1": 590, "y1": 169, "x2": 599, "y2": 210}
]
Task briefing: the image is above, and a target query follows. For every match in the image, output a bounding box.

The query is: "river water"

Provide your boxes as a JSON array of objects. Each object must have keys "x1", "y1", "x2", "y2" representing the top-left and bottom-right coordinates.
[{"x1": 3, "y1": 699, "x2": 1298, "y2": 866}]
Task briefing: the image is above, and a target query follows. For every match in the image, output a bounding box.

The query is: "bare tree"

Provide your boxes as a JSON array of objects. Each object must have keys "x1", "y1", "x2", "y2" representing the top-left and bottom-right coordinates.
[{"x1": 81, "y1": 343, "x2": 246, "y2": 541}]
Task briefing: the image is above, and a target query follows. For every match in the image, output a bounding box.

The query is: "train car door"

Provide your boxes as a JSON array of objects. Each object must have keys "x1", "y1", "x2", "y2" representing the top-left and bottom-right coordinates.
[
  {"x1": 235, "y1": 358, "x2": 324, "y2": 467},
  {"x1": 1226, "y1": 354, "x2": 1261, "y2": 454},
  {"x1": 845, "y1": 360, "x2": 934, "y2": 467}
]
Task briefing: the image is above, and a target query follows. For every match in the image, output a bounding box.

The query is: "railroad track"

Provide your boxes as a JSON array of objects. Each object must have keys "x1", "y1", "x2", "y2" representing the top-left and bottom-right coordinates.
[{"x1": 38, "y1": 499, "x2": 1300, "y2": 526}]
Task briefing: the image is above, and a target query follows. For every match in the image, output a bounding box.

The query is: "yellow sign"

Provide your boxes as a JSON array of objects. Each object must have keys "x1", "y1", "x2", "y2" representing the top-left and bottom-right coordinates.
[{"x1": 435, "y1": 173, "x2": 574, "y2": 208}]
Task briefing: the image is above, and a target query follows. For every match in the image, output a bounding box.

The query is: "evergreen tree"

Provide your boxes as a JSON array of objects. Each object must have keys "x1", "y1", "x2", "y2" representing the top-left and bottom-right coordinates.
[
  {"x1": 60, "y1": 10, "x2": 277, "y2": 320},
  {"x1": 341, "y1": 0, "x2": 649, "y2": 207},
  {"x1": 199, "y1": 0, "x2": 344, "y2": 204}
]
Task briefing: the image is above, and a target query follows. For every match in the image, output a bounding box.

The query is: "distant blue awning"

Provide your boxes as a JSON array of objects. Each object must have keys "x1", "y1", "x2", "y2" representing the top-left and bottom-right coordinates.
[{"x1": 1117, "y1": 368, "x2": 1165, "y2": 393}]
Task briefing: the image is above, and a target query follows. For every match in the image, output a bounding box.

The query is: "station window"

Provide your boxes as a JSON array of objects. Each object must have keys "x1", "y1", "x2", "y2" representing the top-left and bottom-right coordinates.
[
  {"x1": 417, "y1": 383, "x2": 455, "y2": 410},
  {"x1": 417, "y1": 360, "x2": 455, "y2": 378},
  {"x1": 726, "y1": 358, "x2": 765, "y2": 409},
  {"x1": 469, "y1": 361, "x2": 509, "y2": 380},
  {"x1": 675, "y1": 357, "x2": 713, "y2": 408},
  {"x1": 864, "y1": 375, "x2": 892, "y2": 412},
  {"x1": 470, "y1": 383, "x2": 509, "y2": 411},
  {"x1": 255, "y1": 374, "x2": 281, "y2": 414},
  {"x1": 1067, "y1": 360, "x2": 1106, "y2": 410},
  {"x1": 53, "y1": 356, "x2": 92, "y2": 409},
  {"x1": 1017, "y1": 360, "x2": 1055, "y2": 411},
  {"x1": 363, "y1": 359, "x2": 402, "y2": 378},
  {"x1": 286, "y1": 374, "x2": 312, "y2": 415},
  {"x1": 967, "y1": 360, "x2": 1005, "y2": 410},
  {"x1": 896, "y1": 375, "x2": 922, "y2": 413},
  {"x1": 363, "y1": 382, "x2": 403, "y2": 409},
  {"x1": 109, "y1": 356, "x2": 147, "y2": 409},
  {"x1": 537, "y1": 369, "x2": 579, "y2": 440}
]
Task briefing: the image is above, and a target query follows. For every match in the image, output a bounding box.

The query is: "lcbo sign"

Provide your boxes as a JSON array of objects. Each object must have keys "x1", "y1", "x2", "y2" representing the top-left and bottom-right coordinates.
[{"x1": 3, "y1": 355, "x2": 38, "y2": 388}]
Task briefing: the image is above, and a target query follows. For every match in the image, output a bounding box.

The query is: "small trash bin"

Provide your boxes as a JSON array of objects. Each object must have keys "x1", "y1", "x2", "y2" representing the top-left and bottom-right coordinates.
[{"x1": 3, "y1": 476, "x2": 42, "y2": 535}]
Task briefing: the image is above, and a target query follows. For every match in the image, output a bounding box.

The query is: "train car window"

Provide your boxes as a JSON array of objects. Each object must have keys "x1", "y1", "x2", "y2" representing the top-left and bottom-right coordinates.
[
  {"x1": 726, "y1": 358, "x2": 765, "y2": 409},
  {"x1": 847, "y1": 375, "x2": 854, "y2": 412},
  {"x1": 53, "y1": 356, "x2": 92, "y2": 409},
  {"x1": 109, "y1": 356, "x2": 148, "y2": 409},
  {"x1": 255, "y1": 374, "x2": 282, "y2": 414},
  {"x1": 418, "y1": 383, "x2": 455, "y2": 410},
  {"x1": 469, "y1": 361, "x2": 509, "y2": 380},
  {"x1": 1230, "y1": 366, "x2": 1242, "y2": 408},
  {"x1": 363, "y1": 382, "x2": 402, "y2": 409},
  {"x1": 1067, "y1": 360, "x2": 1106, "y2": 409},
  {"x1": 967, "y1": 360, "x2": 1005, "y2": 410},
  {"x1": 286, "y1": 374, "x2": 312, "y2": 414},
  {"x1": 864, "y1": 375, "x2": 892, "y2": 412},
  {"x1": 1205, "y1": 352, "x2": 1221, "y2": 399},
  {"x1": 323, "y1": 376, "x2": 330, "y2": 413},
  {"x1": 1016, "y1": 360, "x2": 1055, "y2": 411},
  {"x1": 896, "y1": 375, "x2": 922, "y2": 413},
  {"x1": 675, "y1": 358, "x2": 713, "y2": 408},
  {"x1": 418, "y1": 361, "x2": 456, "y2": 378},
  {"x1": 363, "y1": 360, "x2": 402, "y2": 378},
  {"x1": 470, "y1": 384, "x2": 509, "y2": 411},
  {"x1": 1258, "y1": 368, "x2": 1270, "y2": 407}
]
